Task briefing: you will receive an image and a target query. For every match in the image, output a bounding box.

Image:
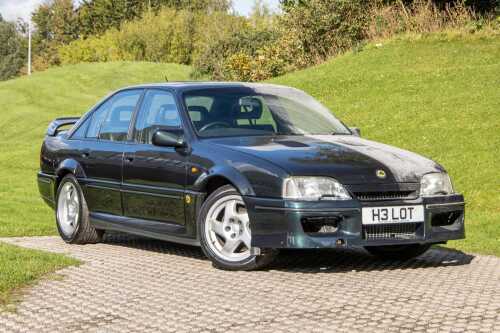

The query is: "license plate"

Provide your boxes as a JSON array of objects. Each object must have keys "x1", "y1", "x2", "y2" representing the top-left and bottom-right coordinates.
[{"x1": 362, "y1": 205, "x2": 424, "y2": 225}]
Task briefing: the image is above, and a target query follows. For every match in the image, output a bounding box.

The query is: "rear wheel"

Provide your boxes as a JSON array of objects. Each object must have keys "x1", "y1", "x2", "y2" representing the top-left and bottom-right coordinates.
[
  {"x1": 198, "y1": 185, "x2": 276, "y2": 270},
  {"x1": 56, "y1": 174, "x2": 103, "y2": 244},
  {"x1": 364, "y1": 244, "x2": 431, "y2": 260}
]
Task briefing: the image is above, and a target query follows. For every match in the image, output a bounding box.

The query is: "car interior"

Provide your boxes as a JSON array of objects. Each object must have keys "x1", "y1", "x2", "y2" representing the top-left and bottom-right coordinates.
[
  {"x1": 187, "y1": 95, "x2": 278, "y2": 136},
  {"x1": 98, "y1": 105, "x2": 134, "y2": 142}
]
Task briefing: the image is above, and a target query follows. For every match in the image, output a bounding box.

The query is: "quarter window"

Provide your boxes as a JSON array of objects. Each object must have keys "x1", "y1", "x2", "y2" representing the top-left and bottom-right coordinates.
[
  {"x1": 134, "y1": 90, "x2": 182, "y2": 144},
  {"x1": 87, "y1": 99, "x2": 112, "y2": 139},
  {"x1": 71, "y1": 117, "x2": 91, "y2": 139}
]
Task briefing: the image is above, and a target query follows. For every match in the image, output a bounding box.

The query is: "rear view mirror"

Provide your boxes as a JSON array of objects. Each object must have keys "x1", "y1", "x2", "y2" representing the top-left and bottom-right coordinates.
[
  {"x1": 350, "y1": 127, "x2": 361, "y2": 137},
  {"x1": 152, "y1": 130, "x2": 185, "y2": 148}
]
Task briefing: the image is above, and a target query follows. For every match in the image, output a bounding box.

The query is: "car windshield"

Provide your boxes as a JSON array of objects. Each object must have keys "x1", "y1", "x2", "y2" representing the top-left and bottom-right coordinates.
[{"x1": 183, "y1": 85, "x2": 351, "y2": 138}]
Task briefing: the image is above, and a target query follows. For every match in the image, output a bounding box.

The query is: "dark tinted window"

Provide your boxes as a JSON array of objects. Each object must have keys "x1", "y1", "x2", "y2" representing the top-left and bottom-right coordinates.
[
  {"x1": 98, "y1": 90, "x2": 142, "y2": 142},
  {"x1": 134, "y1": 90, "x2": 181, "y2": 144}
]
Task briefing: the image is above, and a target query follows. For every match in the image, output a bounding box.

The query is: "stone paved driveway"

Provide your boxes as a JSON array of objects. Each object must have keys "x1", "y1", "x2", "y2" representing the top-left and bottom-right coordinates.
[{"x1": 0, "y1": 235, "x2": 499, "y2": 333}]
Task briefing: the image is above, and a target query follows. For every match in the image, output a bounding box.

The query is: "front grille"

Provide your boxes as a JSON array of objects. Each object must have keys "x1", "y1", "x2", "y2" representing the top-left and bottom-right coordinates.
[
  {"x1": 363, "y1": 222, "x2": 421, "y2": 240},
  {"x1": 354, "y1": 191, "x2": 417, "y2": 202},
  {"x1": 347, "y1": 183, "x2": 420, "y2": 202}
]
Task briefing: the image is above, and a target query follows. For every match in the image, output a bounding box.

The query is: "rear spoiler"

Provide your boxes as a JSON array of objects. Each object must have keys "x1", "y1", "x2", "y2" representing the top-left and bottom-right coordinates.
[{"x1": 47, "y1": 117, "x2": 80, "y2": 136}]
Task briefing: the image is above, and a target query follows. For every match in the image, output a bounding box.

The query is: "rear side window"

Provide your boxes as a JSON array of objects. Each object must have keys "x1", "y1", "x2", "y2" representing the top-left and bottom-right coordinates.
[
  {"x1": 133, "y1": 90, "x2": 181, "y2": 144},
  {"x1": 86, "y1": 90, "x2": 142, "y2": 141}
]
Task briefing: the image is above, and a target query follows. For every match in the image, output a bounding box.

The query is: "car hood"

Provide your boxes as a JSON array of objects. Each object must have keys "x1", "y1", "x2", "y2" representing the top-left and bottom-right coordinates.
[{"x1": 206, "y1": 135, "x2": 444, "y2": 184}]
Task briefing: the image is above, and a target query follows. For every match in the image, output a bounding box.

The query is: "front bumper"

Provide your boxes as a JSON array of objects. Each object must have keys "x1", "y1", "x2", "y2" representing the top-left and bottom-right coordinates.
[{"x1": 245, "y1": 194, "x2": 465, "y2": 249}]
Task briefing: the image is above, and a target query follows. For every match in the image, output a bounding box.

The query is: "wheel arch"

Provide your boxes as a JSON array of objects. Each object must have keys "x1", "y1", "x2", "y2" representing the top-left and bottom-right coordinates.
[
  {"x1": 194, "y1": 166, "x2": 256, "y2": 198},
  {"x1": 55, "y1": 158, "x2": 86, "y2": 189}
]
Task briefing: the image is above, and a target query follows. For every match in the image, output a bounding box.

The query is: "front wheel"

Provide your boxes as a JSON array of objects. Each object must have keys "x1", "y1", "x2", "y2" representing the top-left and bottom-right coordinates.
[
  {"x1": 198, "y1": 185, "x2": 277, "y2": 270},
  {"x1": 364, "y1": 244, "x2": 432, "y2": 260},
  {"x1": 55, "y1": 174, "x2": 103, "y2": 244}
]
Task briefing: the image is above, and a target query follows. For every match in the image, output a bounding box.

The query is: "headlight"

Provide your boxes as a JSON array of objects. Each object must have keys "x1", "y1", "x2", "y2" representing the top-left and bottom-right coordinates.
[
  {"x1": 282, "y1": 177, "x2": 351, "y2": 201},
  {"x1": 420, "y1": 173, "x2": 454, "y2": 196}
]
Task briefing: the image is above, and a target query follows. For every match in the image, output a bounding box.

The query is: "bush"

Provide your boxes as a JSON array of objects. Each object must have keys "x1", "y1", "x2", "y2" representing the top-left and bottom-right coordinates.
[
  {"x1": 278, "y1": 0, "x2": 370, "y2": 66},
  {"x1": 60, "y1": 9, "x2": 198, "y2": 64},
  {"x1": 367, "y1": 0, "x2": 499, "y2": 39},
  {"x1": 193, "y1": 27, "x2": 280, "y2": 80},
  {"x1": 59, "y1": 8, "x2": 246, "y2": 68}
]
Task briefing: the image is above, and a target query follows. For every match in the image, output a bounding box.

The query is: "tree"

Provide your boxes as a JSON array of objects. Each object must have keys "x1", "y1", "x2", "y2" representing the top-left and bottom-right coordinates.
[
  {"x1": 0, "y1": 14, "x2": 27, "y2": 80},
  {"x1": 31, "y1": 0, "x2": 79, "y2": 66}
]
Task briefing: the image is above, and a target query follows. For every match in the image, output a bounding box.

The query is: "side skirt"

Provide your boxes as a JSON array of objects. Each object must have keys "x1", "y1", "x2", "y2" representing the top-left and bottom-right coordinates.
[{"x1": 90, "y1": 212, "x2": 200, "y2": 247}]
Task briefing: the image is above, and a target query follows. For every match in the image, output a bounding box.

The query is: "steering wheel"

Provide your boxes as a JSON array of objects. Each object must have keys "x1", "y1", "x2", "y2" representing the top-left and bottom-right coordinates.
[{"x1": 199, "y1": 121, "x2": 231, "y2": 132}]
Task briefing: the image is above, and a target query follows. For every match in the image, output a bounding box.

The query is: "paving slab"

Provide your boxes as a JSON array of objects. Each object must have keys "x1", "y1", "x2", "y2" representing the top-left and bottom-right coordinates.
[{"x1": 0, "y1": 235, "x2": 499, "y2": 333}]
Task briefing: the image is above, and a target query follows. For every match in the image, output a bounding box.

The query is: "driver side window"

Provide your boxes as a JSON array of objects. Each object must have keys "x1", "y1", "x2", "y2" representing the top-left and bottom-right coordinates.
[{"x1": 133, "y1": 89, "x2": 182, "y2": 144}]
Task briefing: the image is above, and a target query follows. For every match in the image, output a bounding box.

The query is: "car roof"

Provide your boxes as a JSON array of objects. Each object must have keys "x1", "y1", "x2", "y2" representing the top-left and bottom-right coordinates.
[{"x1": 120, "y1": 82, "x2": 292, "y2": 92}]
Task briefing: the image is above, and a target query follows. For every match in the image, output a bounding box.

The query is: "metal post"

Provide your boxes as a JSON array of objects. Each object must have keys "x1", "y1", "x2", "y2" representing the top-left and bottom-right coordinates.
[{"x1": 28, "y1": 21, "x2": 31, "y2": 76}]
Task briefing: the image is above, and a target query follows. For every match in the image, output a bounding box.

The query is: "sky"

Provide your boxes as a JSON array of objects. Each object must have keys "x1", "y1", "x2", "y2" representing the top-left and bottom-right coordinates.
[{"x1": 0, "y1": 0, "x2": 281, "y2": 22}]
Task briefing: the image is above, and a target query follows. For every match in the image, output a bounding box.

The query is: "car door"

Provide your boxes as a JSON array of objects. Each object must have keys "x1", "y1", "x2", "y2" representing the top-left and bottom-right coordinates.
[
  {"x1": 122, "y1": 89, "x2": 187, "y2": 227},
  {"x1": 76, "y1": 89, "x2": 143, "y2": 215}
]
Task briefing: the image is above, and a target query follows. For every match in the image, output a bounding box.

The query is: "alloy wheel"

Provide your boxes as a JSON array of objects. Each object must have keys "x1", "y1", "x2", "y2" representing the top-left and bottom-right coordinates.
[
  {"x1": 204, "y1": 195, "x2": 251, "y2": 262},
  {"x1": 57, "y1": 182, "x2": 80, "y2": 237}
]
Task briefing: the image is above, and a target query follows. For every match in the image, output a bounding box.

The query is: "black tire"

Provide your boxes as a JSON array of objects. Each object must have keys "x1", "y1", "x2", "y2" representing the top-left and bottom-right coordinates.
[
  {"x1": 364, "y1": 244, "x2": 432, "y2": 260},
  {"x1": 55, "y1": 174, "x2": 103, "y2": 244},
  {"x1": 198, "y1": 185, "x2": 277, "y2": 271}
]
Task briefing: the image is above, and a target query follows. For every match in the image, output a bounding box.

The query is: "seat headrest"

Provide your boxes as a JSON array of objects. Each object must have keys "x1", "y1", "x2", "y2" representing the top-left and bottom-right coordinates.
[
  {"x1": 111, "y1": 105, "x2": 134, "y2": 122},
  {"x1": 188, "y1": 105, "x2": 208, "y2": 122},
  {"x1": 188, "y1": 105, "x2": 209, "y2": 114},
  {"x1": 232, "y1": 97, "x2": 263, "y2": 120}
]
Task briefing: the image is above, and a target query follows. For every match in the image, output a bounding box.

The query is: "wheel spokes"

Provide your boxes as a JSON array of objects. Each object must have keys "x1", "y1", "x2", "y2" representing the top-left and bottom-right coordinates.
[
  {"x1": 223, "y1": 200, "x2": 237, "y2": 223},
  {"x1": 222, "y1": 238, "x2": 241, "y2": 254},
  {"x1": 240, "y1": 229, "x2": 251, "y2": 249},
  {"x1": 210, "y1": 219, "x2": 225, "y2": 237}
]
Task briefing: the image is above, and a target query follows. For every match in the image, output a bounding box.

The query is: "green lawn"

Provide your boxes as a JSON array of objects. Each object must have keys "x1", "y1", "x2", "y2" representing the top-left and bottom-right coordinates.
[
  {"x1": 0, "y1": 243, "x2": 78, "y2": 307},
  {"x1": 271, "y1": 33, "x2": 500, "y2": 256},
  {"x1": 0, "y1": 62, "x2": 191, "y2": 307}
]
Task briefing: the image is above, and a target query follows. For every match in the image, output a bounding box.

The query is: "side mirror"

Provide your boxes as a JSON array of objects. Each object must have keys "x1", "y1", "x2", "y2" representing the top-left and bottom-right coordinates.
[
  {"x1": 152, "y1": 130, "x2": 185, "y2": 148},
  {"x1": 350, "y1": 127, "x2": 361, "y2": 137}
]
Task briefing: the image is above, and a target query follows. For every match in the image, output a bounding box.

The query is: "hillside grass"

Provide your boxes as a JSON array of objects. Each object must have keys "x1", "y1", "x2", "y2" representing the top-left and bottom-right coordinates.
[
  {"x1": 0, "y1": 62, "x2": 191, "y2": 306},
  {"x1": 271, "y1": 33, "x2": 500, "y2": 256}
]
